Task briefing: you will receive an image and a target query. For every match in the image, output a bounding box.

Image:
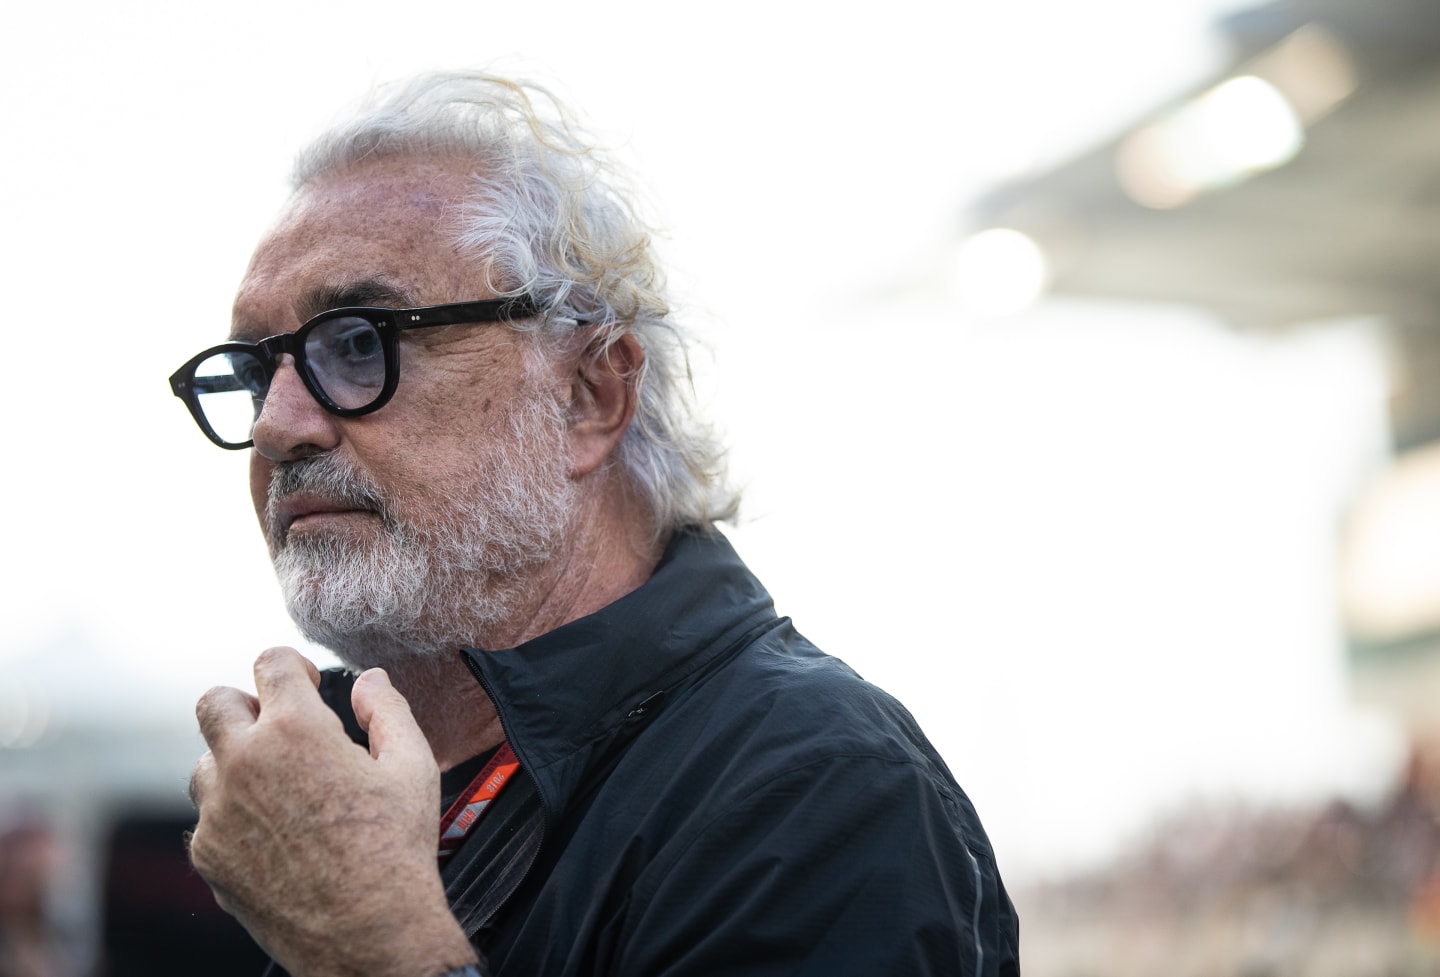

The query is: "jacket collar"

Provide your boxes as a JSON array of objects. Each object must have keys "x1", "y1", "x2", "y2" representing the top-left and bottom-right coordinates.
[{"x1": 460, "y1": 528, "x2": 777, "y2": 816}]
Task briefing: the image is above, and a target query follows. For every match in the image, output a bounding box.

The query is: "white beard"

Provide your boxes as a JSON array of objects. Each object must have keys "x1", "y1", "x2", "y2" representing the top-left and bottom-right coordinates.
[{"x1": 265, "y1": 394, "x2": 576, "y2": 672}]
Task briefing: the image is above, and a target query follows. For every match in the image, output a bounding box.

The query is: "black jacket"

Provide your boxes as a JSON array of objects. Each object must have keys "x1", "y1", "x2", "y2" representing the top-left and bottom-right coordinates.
[{"x1": 444, "y1": 529, "x2": 1021, "y2": 976}]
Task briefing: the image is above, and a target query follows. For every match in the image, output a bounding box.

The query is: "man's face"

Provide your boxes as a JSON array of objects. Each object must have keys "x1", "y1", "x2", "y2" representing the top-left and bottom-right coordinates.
[{"x1": 230, "y1": 156, "x2": 576, "y2": 666}]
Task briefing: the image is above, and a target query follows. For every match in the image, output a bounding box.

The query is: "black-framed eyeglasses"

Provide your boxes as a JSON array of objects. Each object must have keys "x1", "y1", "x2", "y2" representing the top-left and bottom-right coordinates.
[{"x1": 169, "y1": 295, "x2": 544, "y2": 449}]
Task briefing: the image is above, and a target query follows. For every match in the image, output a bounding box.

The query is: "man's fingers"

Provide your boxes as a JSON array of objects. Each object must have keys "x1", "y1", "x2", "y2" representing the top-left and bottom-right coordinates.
[
  {"x1": 251, "y1": 646, "x2": 323, "y2": 707},
  {"x1": 352, "y1": 669, "x2": 432, "y2": 764},
  {"x1": 196, "y1": 685, "x2": 261, "y2": 752}
]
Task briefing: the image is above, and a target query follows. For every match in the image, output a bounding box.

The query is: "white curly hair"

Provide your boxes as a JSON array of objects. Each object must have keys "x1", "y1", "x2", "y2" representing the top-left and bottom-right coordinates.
[{"x1": 290, "y1": 71, "x2": 739, "y2": 540}]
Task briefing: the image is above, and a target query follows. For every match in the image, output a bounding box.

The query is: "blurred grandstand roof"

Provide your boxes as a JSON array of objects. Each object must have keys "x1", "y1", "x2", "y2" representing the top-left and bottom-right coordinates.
[{"x1": 965, "y1": 0, "x2": 1440, "y2": 449}]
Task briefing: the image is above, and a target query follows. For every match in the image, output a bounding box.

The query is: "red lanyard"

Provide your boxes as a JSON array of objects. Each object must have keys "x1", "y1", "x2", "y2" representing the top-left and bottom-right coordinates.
[{"x1": 437, "y1": 741, "x2": 521, "y2": 862}]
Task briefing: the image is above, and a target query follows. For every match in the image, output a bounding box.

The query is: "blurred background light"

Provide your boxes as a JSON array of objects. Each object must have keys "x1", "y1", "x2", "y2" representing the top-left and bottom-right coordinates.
[
  {"x1": 1117, "y1": 74, "x2": 1304, "y2": 208},
  {"x1": 950, "y1": 228, "x2": 1050, "y2": 316},
  {"x1": 1341, "y1": 443, "x2": 1440, "y2": 643},
  {"x1": 1203, "y1": 74, "x2": 1305, "y2": 169},
  {"x1": 0, "y1": 685, "x2": 50, "y2": 750},
  {"x1": 1110, "y1": 23, "x2": 1356, "y2": 214}
]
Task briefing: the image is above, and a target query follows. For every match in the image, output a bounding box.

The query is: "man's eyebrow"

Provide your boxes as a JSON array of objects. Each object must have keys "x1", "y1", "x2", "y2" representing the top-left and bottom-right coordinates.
[
  {"x1": 230, "y1": 278, "x2": 419, "y2": 341},
  {"x1": 304, "y1": 279, "x2": 417, "y2": 318}
]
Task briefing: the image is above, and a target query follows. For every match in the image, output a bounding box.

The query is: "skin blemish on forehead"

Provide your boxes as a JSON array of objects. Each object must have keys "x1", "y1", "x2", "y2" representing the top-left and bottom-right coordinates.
[{"x1": 407, "y1": 188, "x2": 453, "y2": 213}]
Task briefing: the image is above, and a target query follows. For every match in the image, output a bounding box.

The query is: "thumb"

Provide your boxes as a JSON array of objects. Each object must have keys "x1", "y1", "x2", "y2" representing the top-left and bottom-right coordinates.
[{"x1": 352, "y1": 668, "x2": 430, "y2": 763}]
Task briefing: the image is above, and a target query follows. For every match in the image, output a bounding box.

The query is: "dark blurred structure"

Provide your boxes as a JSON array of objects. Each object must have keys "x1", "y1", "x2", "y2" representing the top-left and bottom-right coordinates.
[
  {"x1": 0, "y1": 806, "x2": 268, "y2": 977},
  {"x1": 99, "y1": 812, "x2": 267, "y2": 977}
]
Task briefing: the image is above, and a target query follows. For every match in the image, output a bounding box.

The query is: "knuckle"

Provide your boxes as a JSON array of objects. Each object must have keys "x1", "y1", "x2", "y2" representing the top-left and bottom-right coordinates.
[
  {"x1": 194, "y1": 686, "x2": 229, "y2": 724},
  {"x1": 188, "y1": 751, "x2": 214, "y2": 808},
  {"x1": 186, "y1": 826, "x2": 213, "y2": 876}
]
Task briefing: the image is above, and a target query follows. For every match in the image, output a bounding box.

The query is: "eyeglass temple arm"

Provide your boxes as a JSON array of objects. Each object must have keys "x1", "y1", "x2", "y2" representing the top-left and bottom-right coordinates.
[{"x1": 398, "y1": 296, "x2": 545, "y2": 329}]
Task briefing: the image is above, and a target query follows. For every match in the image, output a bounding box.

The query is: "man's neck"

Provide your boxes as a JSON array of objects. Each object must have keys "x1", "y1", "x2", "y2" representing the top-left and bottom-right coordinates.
[{"x1": 381, "y1": 655, "x2": 506, "y2": 771}]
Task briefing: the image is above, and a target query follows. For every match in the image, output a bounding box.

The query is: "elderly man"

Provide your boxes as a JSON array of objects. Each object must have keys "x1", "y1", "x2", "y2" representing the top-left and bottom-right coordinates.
[{"x1": 173, "y1": 72, "x2": 1019, "y2": 977}]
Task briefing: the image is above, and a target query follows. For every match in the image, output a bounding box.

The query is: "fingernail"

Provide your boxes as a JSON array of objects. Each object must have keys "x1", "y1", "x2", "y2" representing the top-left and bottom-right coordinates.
[{"x1": 357, "y1": 667, "x2": 391, "y2": 688}]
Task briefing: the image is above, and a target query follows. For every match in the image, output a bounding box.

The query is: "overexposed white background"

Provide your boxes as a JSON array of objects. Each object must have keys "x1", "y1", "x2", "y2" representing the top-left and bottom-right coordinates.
[{"x1": 0, "y1": 0, "x2": 1404, "y2": 879}]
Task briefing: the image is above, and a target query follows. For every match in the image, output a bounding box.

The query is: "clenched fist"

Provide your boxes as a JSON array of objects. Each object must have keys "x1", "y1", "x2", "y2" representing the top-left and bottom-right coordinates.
[{"x1": 188, "y1": 647, "x2": 478, "y2": 977}]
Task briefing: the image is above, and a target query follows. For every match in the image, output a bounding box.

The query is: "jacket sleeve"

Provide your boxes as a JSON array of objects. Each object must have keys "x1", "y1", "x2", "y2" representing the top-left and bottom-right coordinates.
[{"x1": 613, "y1": 752, "x2": 1021, "y2": 977}]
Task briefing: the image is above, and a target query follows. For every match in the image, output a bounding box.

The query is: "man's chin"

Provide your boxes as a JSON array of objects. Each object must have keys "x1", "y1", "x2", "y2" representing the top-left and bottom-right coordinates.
[
  {"x1": 287, "y1": 612, "x2": 462, "y2": 676},
  {"x1": 284, "y1": 600, "x2": 416, "y2": 657},
  {"x1": 274, "y1": 542, "x2": 428, "y2": 651}
]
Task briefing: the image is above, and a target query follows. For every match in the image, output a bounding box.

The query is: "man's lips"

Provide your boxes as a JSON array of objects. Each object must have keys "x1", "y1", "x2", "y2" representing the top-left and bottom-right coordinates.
[{"x1": 273, "y1": 493, "x2": 376, "y2": 532}]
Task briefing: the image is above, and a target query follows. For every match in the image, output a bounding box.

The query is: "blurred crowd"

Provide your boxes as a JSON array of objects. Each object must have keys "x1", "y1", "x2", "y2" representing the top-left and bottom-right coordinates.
[{"x1": 1020, "y1": 749, "x2": 1440, "y2": 977}]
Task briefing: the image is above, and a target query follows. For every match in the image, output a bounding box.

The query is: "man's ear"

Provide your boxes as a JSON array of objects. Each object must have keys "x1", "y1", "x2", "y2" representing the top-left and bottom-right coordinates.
[{"x1": 567, "y1": 332, "x2": 643, "y2": 479}]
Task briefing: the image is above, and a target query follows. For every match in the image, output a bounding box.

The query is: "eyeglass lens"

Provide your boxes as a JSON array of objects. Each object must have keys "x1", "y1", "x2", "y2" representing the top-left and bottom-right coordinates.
[
  {"x1": 191, "y1": 315, "x2": 390, "y2": 445},
  {"x1": 192, "y1": 350, "x2": 268, "y2": 446},
  {"x1": 304, "y1": 314, "x2": 387, "y2": 409}
]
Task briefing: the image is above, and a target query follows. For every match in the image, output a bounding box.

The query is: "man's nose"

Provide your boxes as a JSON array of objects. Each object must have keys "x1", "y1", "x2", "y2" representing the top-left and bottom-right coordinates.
[{"x1": 250, "y1": 355, "x2": 341, "y2": 461}]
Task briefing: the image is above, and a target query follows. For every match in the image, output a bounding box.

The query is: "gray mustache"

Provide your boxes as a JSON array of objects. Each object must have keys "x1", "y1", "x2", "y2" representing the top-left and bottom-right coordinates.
[{"x1": 266, "y1": 456, "x2": 390, "y2": 533}]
